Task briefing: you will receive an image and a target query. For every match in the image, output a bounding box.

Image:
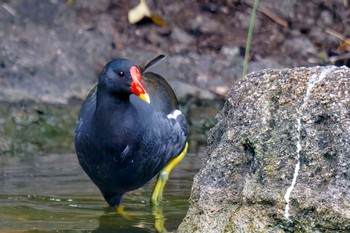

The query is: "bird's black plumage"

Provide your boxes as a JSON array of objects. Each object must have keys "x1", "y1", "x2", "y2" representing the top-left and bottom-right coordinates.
[{"x1": 74, "y1": 56, "x2": 187, "y2": 206}]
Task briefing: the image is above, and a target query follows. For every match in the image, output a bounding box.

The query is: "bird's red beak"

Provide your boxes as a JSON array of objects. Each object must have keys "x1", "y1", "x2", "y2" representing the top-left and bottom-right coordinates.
[{"x1": 130, "y1": 66, "x2": 150, "y2": 104}]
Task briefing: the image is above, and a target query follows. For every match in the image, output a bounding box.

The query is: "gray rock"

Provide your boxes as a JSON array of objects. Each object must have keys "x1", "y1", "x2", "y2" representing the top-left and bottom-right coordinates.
[
  {"x1": 171, "y1": 27, "x2": 195, "y2": 45},
  {"x1": 0, "y1": 0, "x2": 113, "y2": 104},
  {"x1": 281, "y1": 37, "x2": 316, "y2": 63},
  {"x1": 169, "y1": 80, "x2": 215, "y2": 100},
  {"x1": 318, "y1": 10, "x2": 334, "y2": 26},
  {"x1": 260, "y1": 0, "x2": 298, "y2": 19},
  {"x1": 190, "y1": 15, "x2": 223, "y2": 33},
  {"x1": 73, "y1": 0, "x2": 110, "y2": 13},
  {"x1": 178, "y1": 66, "x2": 350, "y2": 232}
]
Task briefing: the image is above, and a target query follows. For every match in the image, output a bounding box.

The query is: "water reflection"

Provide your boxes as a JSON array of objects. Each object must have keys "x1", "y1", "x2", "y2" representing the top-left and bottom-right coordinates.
[
  {"x1": 0, "y1": 151, "x2": 202, "y2": 232},
  {"x1": 93, "y1": 206, "x2": 165, "y2": 233}
]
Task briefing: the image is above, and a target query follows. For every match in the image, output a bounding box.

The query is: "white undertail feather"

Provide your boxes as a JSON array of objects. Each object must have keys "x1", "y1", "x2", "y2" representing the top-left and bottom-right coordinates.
[{"x1": 167, "y1": 109, "x2": 182, "y2": 120}]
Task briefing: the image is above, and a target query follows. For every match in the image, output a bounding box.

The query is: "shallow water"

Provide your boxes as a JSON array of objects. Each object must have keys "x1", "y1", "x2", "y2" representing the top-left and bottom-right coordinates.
[{"x1": 0, "y1": 151, "x2": 202, "y2": 232}]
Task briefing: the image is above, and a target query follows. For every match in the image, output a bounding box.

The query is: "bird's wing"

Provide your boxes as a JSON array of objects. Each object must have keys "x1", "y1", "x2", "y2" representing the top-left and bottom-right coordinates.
[
  {"x1": 148, "y1": 109, "x2": 188, "y2": 169},
  {"x1": 75, "y1": 85, "x2": 97, "y2": 133},
  {"x1": 142, "y1": 72, "x2": 178, "y2": 114},
  {"x1": 140, "y1": 71, "x2": 188, "y2": 159},
  {"x1": 166, "y1": 109, "x2": 188, "y2": 154}
]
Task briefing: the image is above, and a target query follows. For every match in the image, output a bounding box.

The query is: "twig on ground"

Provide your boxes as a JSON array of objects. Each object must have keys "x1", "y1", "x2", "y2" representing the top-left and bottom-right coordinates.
[{"x1": 258, "y1": 5, "x2": 289, "y2": 28}]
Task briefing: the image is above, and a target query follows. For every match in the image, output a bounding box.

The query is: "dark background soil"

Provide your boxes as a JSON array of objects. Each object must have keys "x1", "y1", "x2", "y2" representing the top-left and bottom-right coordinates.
[
  {"x1": 74, "y1": 0, "x2": 350, "y2": 68},
  {"x1": 1, "y1": 0, "x2": 349, "y2": 104}
]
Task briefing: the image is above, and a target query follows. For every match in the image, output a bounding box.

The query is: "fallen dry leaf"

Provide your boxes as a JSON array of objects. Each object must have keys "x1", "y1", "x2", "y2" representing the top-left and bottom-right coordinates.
[
  {"x1": 128, "y1": 0, "x2": 151, "y2": 24},
  {"x1": 128, "y1": 0, "x2": 165, "y2": 26}
]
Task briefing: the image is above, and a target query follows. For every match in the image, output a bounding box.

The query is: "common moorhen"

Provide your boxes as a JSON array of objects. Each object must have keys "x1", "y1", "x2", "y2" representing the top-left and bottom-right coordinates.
[{"x1": 74, "y1": 55, "x2": 188, "y2": 207}]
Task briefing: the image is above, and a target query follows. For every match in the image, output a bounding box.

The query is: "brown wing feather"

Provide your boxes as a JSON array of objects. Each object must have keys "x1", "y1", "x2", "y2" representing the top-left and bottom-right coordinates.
[{"x1": 142, "y1": 72, "x2": 178, "y2": 114}]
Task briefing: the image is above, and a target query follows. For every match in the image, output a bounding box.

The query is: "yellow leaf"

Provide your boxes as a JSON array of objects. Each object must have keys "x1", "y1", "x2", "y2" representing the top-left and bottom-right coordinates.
[
  {"x1": 128, "y1": 0, "x2": 151, "y2": 24},
  {"x1": 150, "y1": 15, "x2": 165, "y2": 26},
  {"x1": 339, "y1": 39, "x2": 350, "y2": 53}
]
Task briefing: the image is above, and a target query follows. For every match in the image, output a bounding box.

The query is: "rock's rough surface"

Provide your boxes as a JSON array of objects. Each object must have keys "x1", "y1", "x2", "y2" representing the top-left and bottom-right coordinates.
[{"x1": 178, "y1": 66, "x2": 350, "y2": 232}]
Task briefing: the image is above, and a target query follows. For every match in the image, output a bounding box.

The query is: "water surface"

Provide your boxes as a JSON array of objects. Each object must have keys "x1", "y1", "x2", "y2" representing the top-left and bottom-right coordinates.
[{"x1": 0, "y1": 151, "x2": 202, "y2": 232}]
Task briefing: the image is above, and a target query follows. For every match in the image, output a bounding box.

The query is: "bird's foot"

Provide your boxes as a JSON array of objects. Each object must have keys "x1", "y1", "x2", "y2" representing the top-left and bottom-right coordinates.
[{"x1": 116, "y1": 206, "x2": 132, "y2": 220}]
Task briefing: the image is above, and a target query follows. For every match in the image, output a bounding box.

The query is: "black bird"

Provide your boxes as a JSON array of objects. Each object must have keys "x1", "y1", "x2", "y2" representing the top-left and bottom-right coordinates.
[{"x1": 74, "y1": 55, "x2": 188, "y2": 207}]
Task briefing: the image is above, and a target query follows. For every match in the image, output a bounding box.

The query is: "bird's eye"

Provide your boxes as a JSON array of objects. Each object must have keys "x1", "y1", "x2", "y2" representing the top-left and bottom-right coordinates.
[{"x1": 117, "y1": 71, "x2": 125, "y2": 77}]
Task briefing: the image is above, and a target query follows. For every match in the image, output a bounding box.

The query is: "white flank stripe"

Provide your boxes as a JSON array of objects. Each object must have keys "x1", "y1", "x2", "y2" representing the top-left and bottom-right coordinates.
[{"x1": 167, "y1": 109, "x2": 182, "y2": 120}]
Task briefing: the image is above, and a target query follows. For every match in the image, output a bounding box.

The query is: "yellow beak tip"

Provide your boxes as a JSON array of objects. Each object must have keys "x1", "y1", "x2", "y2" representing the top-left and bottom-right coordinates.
[{"x1": 139, "y1": 93, "x2": 151, "y2": 104}]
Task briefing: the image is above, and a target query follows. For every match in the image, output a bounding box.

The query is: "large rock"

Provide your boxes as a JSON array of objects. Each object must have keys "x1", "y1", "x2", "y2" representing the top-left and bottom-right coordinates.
[{"x1": 178, "y1": 66, "x2": 350, "y2": 232}]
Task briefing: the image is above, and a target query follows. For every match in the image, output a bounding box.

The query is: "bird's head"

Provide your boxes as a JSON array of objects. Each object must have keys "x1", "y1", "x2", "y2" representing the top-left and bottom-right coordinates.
[{"x1": 98, "y1": 59, "x2": 150, "y2": 103}]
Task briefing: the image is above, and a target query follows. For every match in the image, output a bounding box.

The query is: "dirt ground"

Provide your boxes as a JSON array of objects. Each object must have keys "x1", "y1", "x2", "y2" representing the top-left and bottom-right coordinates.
[
  {"x1": 74, "y1": 0, "x2": 350, "y2": 68},
  {"x1": 2, "y1": 0, "x2": 349, "y2": 104}
]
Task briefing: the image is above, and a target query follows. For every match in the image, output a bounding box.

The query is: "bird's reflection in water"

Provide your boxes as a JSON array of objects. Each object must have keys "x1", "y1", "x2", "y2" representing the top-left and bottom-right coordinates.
[
  {"x1": 93, "y1": 205, "x2": 169, "y2": 233},
  {"x1": 152, "y1": 205, "x2": 168, "y2": 233}
]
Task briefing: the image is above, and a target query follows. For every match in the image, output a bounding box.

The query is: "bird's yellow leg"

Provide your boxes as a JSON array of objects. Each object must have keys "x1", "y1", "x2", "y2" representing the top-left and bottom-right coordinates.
[
  {"x1": 151, "y1": 142, "x2": 189, "y2": 206},
  {"x1": 116, "y1": 206, "x2": 132, "y2": 220}
]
